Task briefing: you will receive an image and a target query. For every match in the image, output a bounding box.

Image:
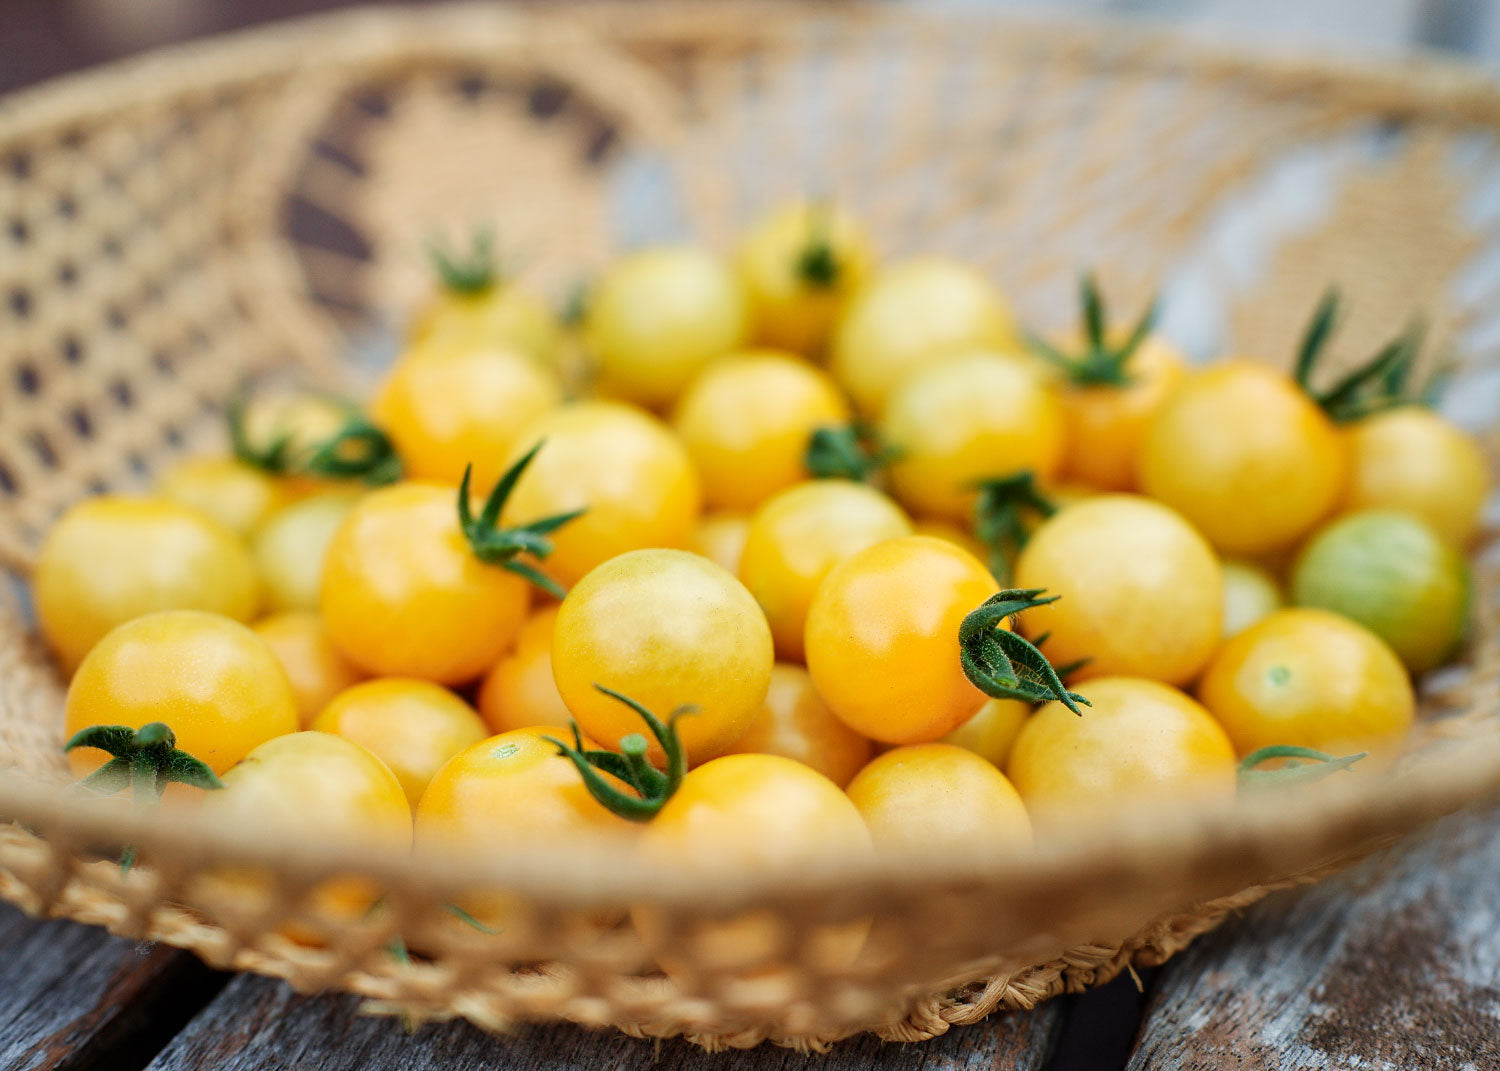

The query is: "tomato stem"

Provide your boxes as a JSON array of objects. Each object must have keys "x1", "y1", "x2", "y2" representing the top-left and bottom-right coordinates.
[
  {"x1": 972, "y1": 470, "x2": 1055, "y2": 583},
  {"x1": 1237, "y1": 745, "x2": 1367, "y2": 789},
  {"x1": 543, "y1": 686, "x2": 694, "y2": 822},
  {"x1": 457, "y1": 440, "x2": 586, "y2": 599},
  {"x1": 805, "y1": 422, "x2": 900, "y2": 482},
  {"x1": 430, "y1": 229, "x2": 500, "y2": 295},
  {"x1": 958, "y1": 590, "x2": 1090, "y2": 713},
  {"x1": 1026, "y1": 272, "x2": 1157, "y2": 387},
  {"x1": 228, "y1": 391, "x2": 401, "y2": 485},
  {"x1": 795, "y1": 202, "x2": 840, "y2": 288},
  {"x1": 1292, "y1": 288, "x2": 1442, "y2": 422}
]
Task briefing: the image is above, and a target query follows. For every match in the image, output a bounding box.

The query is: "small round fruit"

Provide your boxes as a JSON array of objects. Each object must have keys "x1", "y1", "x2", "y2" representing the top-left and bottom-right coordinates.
[
  {"x1": 312, "y1": 678, "x2": 488, "y2": 806},
  {"x1": 476, "y1": 606, "x2": 572, "y2": 734},
  {"x1": 584, "y1": 246, "x2": 748, "y2": 409},
  {"x1": 552, "y1": 549, "x2": 774, "y2": 763},
  {"x1": 1014, "y1": 495, "x2": 1221, "y2": 686},
  {"x1": 830, "y1": 258, "x2": 1018, "y2": 415},
  {"x1": 941, "y1": 698, "x2": 1030, "y2": 768},
  {"x1": 236, "y1": 393, "x2": 354, "y2": 472},
  {"x1": 912, "y1": 520, "x2": 990, "y2": 565},
  {"x1": 1059, "y1": 337, "x2": 1185, "y2": 492},
  {"x1": 1221, "y1": 560, "x2": 1283, "y2": 639},
  {"x1": 1290, "y1": 510, "x2": 1469, "y2": 674},
  {"x1": 1140, "y1": 361, "x2": 1346, "y2": 556},
  {"x1": 155, "y1": 456, "x2": 289, "y2": 537},
  {"x1": 738, "y1": 480, "x2": 912, "y2": 661},
  {"x1": 881, "y1": 352, "x2": 1065, "y2": 522},
  {"x1": 805, "y1": 535, "x2": 998, "y2": 744},
  {"x1": 373, "y1": 345, "x2": 561, "y2": 492},
  {"x1": 735, "y1": 200, "x2": 875, "y2": 356},
  {"x1": 251, "y1": 491, "x2": 361, "y2": 614},
  {"x1": 252, "y1": 611, "x2": 365, "y2": 725},
  {"x1": 691, "y1": 513, "x2": 751, "y2": 575},
  {"x1": 672, "y1": 351, "x2": 850, "y2": 510},
  {"x1": 65, "y1": 610, "x2": 297, "y2": 775},
  {"x1": 36, "y1": 497, "x2": 261, "y2": 672},
  {"x1": 499, "y1": 402, "x2": 701, "y2": 588},
  {"x1": 724, "y1": 663, "x2": 873, "y2": 788},
  {"x1": 1341, "y1": 406, "x2": 1488, "y2": 547},
  {"x1": 1198, "y1": 608, "x2": 1415, "y2": 759},
  {"x1": 409, "y1": 274, "x2": 563, "y2": 367},
  {"x1": 1006, "y1": 676, "x2": 1237, "y2": 822},
  {"x1": 320, "y1": 481, "x2": 530, "y2": 683},
  {"x1": 846, "y1": 744, "x2": 1031, "y2": 856}
]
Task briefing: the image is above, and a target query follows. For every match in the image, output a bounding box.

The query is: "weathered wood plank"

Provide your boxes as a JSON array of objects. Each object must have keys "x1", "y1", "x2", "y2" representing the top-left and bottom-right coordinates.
[
  {"x1": 1128, "y1": 801, "x2": 1500, "y2": 1070},
  {"x1": 0, "y1": 902, "x2": 226, "y2": 1071},
  {"x1": 145, "y1": 973, "x2": 1064, "y2": 1071}
]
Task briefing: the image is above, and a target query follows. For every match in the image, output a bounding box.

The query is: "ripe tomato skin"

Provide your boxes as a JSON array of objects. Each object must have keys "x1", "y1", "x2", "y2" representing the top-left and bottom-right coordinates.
[
  {"x1": 830, "y1": 258, "x2": 1019, "y2": 415},
  {"x1": 320, "y1": 482, "x2": 530, "y2": 684},
  {"x1": 408, "y1": 282, "x2": 563, "y2": 368},
  {"x1": 1340, "y1": 406, "x2": 1488, "y2": 548},
  {"x1": 805, "y1": 535, "x2": 999, "y2": 745},
  {"x1": 735, "y1": 201, "x2": 875, "y2": 356},
  {"x1": 312, "y1": 678, "x2": 487, "y2": 806},
  {"x1": 1198, "y1": 607, "x2": 1414, "y2": 760},
  {"x1": 941, "y1": 697, "x2": 1030, "y2": 768},
  {"x1": 584, "y1": 247, "x2": 748, "y2": 409},
  {"x1": 1014, "y1": 495, "x2": 1222, "y2": 686},
  {"x1": 36, "y1": 497, "x2": 261, "y2": 673},
  {"x1": 1060, "y1": 338, "x2": 1185, "y2": 492},
  {"x1": 671, "y1": 351, "x2": 850, "y2": 511},
  {"x1": 372, "y1": 345, "x2": 562, "y2": 492},
  {"x1": 251, "y1": 491, "x2": 361, "y2": 614},
  {"x1": 691, "y1": 513, "x2": 751, "y2": 575},
  {"x1": 552, "y1": 549, "x2": 773, "y2": 764},
  {"x1": 499, "y1": 401, "x2": 701, "y2": 588},
  {"x1": 912, "y1": 519, "x2": 990, "y2": 567},
  {"x1": 476, "y1": 606, "x2": 572, "y2": 734},
  {"x1": 65, "y1": 610, "x2": 298, "y2": 776},
  {"x1": 1140, "y1": 361, "x2": 1346, "y2": 556},
  {"x1": 723, "y1": 663, "x2": 873, "y2": 788},
  {"x1": 252, "y1": 611, "x2": 366, "y2": 726},
  {"x1": 882, "y1": 352, "x2": 1065, "y2": 522},
  {"x1": 1006, "y1": 676, "x2": 1237, "y2": 823},
  {"x1": 156, "y1": 456, "x2": 290, "y2": 537},
  {"x1": 1220, "y1": 560, "x2": 1284, "y2": 639},
  {"x1": 738, "y1": 480, "x2": 912, "y2": 661},
  {"x1": 846, "y1": 743, "x2": 1031, "y2": 856}
]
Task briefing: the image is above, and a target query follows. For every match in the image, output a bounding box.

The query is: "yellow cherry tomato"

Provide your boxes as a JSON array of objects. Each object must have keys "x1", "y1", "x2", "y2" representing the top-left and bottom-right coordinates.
[
  {"x1": 312, "y1": 678, "x2": 487, "y2": 807},
  {"x1": 408, "y1": 273, "x2": 563, "y2": 368},
  {"x1": 912, "y1": 519, "x2": 990, "y2": 565},
  {"x1": 251, "y1": 491, "x2": 361, "y2": 614},
  {"x1": 941, "y1": 697, "x2": 1030, "y2": 768},
  {"x1": 735, "y1": 201, "x2": 875, "y2": 356},
  {"x1": 738, "y1": 480, "x2": 912, "y2": 661},
  {"x1": 1060, "y1": 337, "x2": 1185, "y2": 492},
  {"x1": 252, "y1": 611, "x2": 366, "y2": 726},
  {"x1": 155, "y1": 456, "x2": 289, "y2": 537},
  {"x1": 553, "y1": 549, "x2": 773, "y2": 764},
  {"x1": 235, "y1": 392, "x2": 356, "y2": 482},
  {"x1": 1006, "y1": 676, "x2": 1237, "y2": 823},
  {"x1": 35, "y1": 497, "x2": 261, "y2": 672},
  {"x1": 372, "y1": 345, "x2": 561, "y2": 492},
  {"x1": 476, "y1": 606, "x2": 572, "y2": 734},
  {"x1": 1198, "y1": 608, "x2": 1415, "y2": 760},
  {"x1": 846, "y1": 743, "x2": 1031, "y2": 856},
  {"x1": 65, "y1": 610, "x2": 297, "y2": 775},
  {"x1": 1341, "y1": 406, "x2": 1489, "y2": 547},
  {"x1": 1140, "y1": 361, "x2": 1346, "y2": 556},
  {"x1": 882, "y1": 352, "x2": 1066, "y2": 522},
  {"x1": 584, "y1": 246, "x2": 748, "y2": 409},
  {"x1": 321, "y1": 481, "x2": 530, "y2": 683},
  {"x1": 830, "y1": 258, "x2": 1019, "y2": 415},
  {"x1": 691, "y1": 512, "x2": 751, "y2": 575},
  {"x1": 724, "y1": 663, "x2": 873, "y2": 788},
  {"x1": 671, "y1": 351, "x2": 850, "y2": 510},
  {"x1": 1015, "y1": 495, "x2": 1221, "y2": 686},
  {"x1": 1221, "y1": 560, "x2": 1284, "y2": 639},
  {"x1": 805, "y1": 535, "x2": 999, "y2": 744},
  {"x1": 499, "y1": 401, "x2": 701, "y2": 588}
]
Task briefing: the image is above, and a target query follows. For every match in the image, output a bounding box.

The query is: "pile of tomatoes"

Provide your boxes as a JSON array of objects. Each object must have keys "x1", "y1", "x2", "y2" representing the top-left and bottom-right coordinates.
[{"x1": 35, "y1": 200, "x2": 1489, "y2": 930}]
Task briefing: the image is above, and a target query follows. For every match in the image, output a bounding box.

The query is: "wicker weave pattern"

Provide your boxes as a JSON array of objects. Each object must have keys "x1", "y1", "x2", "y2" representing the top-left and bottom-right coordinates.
[{"x1": 1, "y1": 3, "x2": 1499, "y2": 1049}]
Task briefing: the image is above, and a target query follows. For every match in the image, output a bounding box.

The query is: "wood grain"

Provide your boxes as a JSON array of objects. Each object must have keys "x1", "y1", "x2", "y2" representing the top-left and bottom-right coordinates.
[
  {"x1": 1128, "y1": 802, "x2": 1500, "y2": 1070},
  {"x1": 144, "y1": 974, "x2": 1064, "y2": 1071}
]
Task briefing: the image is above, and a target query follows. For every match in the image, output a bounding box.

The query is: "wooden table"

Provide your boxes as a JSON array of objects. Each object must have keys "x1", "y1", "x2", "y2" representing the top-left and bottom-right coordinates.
[{"x1": 3, "y1": 803, "x2": 1497, "y2": 1071}]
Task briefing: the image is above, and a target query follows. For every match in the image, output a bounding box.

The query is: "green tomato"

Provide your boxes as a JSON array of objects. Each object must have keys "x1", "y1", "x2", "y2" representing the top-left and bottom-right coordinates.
[{"x1": 1220, "y1": 560, "x2": 1283, "y2": 639}]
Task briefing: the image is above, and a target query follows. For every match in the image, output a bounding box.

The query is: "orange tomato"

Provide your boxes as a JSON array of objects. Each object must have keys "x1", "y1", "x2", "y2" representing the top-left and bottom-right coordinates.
[
  {"x1": 1059, "y1": 338, "x2": 1185, "y2": 491},
  {"x1": 476, "y1": 606, "x2": 572, "y2": 734},
  {"x1": 723, "y1": 663, "x2": 873, "y2": 787},
  {"x1": 252, "y1": 611, "x2": 366, "y2": 726}
]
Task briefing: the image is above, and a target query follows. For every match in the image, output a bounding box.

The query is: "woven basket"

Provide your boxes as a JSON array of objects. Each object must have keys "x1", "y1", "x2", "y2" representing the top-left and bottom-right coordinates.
[{"x1": 2, "y1": 2, "x2": 1499, "y2": 1051}]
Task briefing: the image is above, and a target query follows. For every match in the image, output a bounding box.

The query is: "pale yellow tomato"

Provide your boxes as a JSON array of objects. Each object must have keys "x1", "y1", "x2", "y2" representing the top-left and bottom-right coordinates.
[
  {"x1": 1220, "y1": 560, "x2": 1283, "y2": 639},
  {"x1": 724, "y1": 663, "x2": 873, "y2": 787},
  {"x1": 941, "y1": 698, "x2": 1030, "y2": 768},
  {"x1": 252, "y1": 610, "x2": 366, "y2": 726},
  {"x1": 251, "y1": 491, "x2": 361, "y2": 614},
  {"x1": 691, "y1": 513, "x2": 751, "y2": 575},
  {"x1": 409, "y1": 271, "x2": 563, "y2": 367},
  {"x1": 156, "y1": 456, "x2": 289, "y2": 537},
  {"x1": 912, "y1": 520, "x2": 990, "y2": 566}
]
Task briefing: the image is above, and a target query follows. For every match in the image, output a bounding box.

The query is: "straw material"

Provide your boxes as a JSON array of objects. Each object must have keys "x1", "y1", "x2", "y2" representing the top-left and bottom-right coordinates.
[{"x1": 1, "y1": 2, "x2": 1499, "y2": 1049}]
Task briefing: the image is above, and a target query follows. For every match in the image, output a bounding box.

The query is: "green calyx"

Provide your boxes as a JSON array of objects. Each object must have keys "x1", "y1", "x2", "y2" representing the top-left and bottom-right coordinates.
[
  {"x1": 1027, "y1": 272, "x2": 1158, "y2": 387},
  {"x1": 958, "y1": 590, "x2": 1090, "y2": 713},
  {"x1": 430, "y1": 229, "x2": 499, "y2": 295},
  {"x1": 228, "y1": 394, "x2": 401, "y2": 486},
  {"x1": 1237, "y1": 745, "x2": 1367, "y2": 789},
  {"x1": 1293, "y1": 288, "x2": 1442, "y2": 422},
  {"x1": 66, "y1": 722, "x2": 221, "y2": 801},
  {"x1": 458, "y1": 440, "x2": 585, "y2": 600},
  {"x1": 972, "y1": 469, "x2": 1054, "y2": 583},
  {"x1": 544, "y1": 686, "x2": 693, "y2": 822},
  {"x1": 794, "y1": 203, "x2": 840, "y2": 288},
  {"x1": 805, "y1": 423, "x2": 900, "y2": 483}
]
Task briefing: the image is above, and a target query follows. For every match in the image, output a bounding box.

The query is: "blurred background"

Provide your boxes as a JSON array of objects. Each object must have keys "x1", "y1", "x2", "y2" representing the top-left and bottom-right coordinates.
[{"x1": 3, "y1": 0, "x2": 1500, "y2": 96}]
